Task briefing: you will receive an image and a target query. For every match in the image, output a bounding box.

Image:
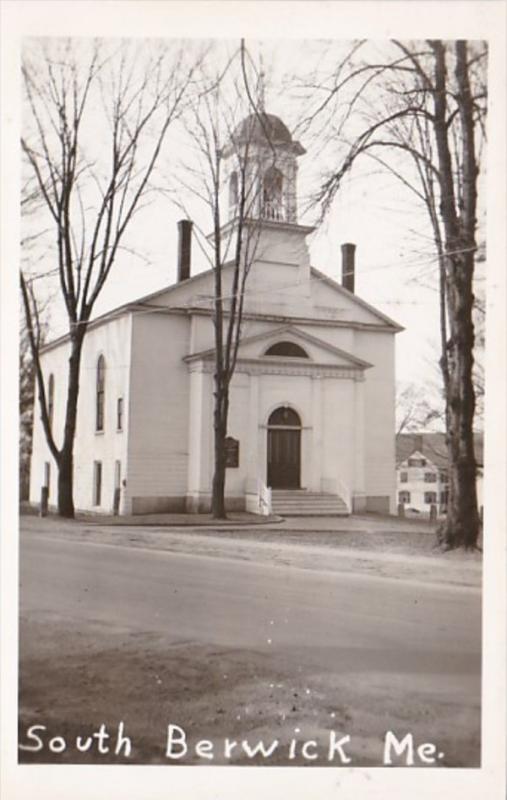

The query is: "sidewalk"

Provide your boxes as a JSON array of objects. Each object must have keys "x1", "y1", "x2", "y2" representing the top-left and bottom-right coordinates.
[
  {"x1": 79, "y1": 510, "x2": 284, "y2": 527},
  {"x1": 22, "y1": 503, "x2": 437, "y2": 534}
]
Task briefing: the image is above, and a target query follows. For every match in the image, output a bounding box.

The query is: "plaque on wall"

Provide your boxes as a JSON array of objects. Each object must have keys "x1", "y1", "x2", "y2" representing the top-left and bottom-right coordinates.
[{"x1": 225, "y1": 436, "x2": 239, "y2": 468}]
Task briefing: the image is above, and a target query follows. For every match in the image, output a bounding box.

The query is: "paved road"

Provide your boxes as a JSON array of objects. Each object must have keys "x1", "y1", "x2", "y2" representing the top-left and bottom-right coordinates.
[{"x1": 20, "y1": 530, "x2": 481, "y2": 680}]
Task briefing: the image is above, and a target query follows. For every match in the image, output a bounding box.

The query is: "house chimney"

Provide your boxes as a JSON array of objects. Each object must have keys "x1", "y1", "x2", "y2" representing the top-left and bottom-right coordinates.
[
  {"x1": 177, "y1": 219, "x2": 193, "y2": 282},
  {"x1": 341, "y1": 242, "x2": 356, "y2": 293}
]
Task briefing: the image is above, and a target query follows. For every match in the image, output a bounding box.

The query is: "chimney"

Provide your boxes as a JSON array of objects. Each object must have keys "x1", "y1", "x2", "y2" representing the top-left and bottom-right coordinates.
[
  {"x1": 341, "y1": 242, "x2": 356, "y2": 293},
  {"x1": 177, "y1": 219, "x2": 193, "y2": 282}
]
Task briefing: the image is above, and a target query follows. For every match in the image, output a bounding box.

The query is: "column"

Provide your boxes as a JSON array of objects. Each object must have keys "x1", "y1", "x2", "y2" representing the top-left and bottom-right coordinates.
[
  {"x1": 353, "y1": 376, "x2": 366, "y2": 511},
  {"x1": 310, "y1": 374, "x2": 323, "y2": 491},
  {"x1": 186, "y1": 364, "x2": 207, "y2": 510}
]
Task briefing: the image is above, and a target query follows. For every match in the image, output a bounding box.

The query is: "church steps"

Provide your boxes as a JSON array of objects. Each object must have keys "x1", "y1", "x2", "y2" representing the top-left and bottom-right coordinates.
[{"x1": 270, "y1": 490, "x2": 349, "y2": 517}]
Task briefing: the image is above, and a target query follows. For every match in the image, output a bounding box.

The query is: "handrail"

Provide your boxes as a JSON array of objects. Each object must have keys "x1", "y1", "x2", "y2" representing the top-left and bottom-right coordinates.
[
  {"x1": 335, "y1": 477, "x2": 352, "y2": 514},
  {"x1": 258, "y1": 479, "x2": 272, "y2": 516}
]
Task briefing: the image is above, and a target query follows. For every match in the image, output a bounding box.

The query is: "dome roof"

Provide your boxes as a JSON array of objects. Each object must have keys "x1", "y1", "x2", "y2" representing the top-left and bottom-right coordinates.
[{"x1": 231, "y1": 112, "x2": 304, "y2": 153}]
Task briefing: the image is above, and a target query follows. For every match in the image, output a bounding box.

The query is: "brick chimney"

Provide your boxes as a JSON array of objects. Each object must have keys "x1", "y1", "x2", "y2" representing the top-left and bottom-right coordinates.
[
  {"x1": 341, "y1": 242, "x2": 356, "y2": 293},
  {"x1": 177, "y1": 219, "x2": 193, "y2": 282}
]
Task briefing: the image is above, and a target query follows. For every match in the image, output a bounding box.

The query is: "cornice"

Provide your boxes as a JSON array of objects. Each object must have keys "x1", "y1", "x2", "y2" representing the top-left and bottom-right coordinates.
[{"x1": 188, "y1": 357, "x2": 365, "y2": 380}]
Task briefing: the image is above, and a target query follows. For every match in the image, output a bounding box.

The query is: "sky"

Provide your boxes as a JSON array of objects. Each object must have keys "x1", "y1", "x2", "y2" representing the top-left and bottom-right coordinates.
[{"x1": 20, "y1": 36, "x2": 487, "y2": 411}]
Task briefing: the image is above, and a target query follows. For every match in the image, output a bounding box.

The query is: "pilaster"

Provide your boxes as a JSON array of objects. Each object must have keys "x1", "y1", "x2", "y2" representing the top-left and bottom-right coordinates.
[{"x1": 311, "y1": 375, "x2": 323, "y2": 491}]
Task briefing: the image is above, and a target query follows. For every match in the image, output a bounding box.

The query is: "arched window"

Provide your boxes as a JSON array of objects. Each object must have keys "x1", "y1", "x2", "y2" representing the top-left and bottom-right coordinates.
[
  {"x1": 96, "y1": 355, "x2": 105, "y2": 432},
  {"x1": 229, "y1": 171, "x2": 238, "y2": 214},
  {"x1": 262, "y1": 166, "x2": 284, "y2": 220},
  {"x1": 47, "y1": 373, "x2": 55, "y2": 429},
  {"x1": 265, "y1": 341, "x2": 309, "y2": 358},
  {"x1": 268, "y1": 407, "x2": 301, "y2": 427}
]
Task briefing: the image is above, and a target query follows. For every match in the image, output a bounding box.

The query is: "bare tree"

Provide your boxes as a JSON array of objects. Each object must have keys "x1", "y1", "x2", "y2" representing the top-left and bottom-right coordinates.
[
  {"x1": 175, "y1": 41, "x2": 283, "y2": 518},
  {"x1": 21, "y1": 39, "x2": 197, "y2": 517},
  {"x1": 302, "y1": 40, "x2": 487, "y2": 549},
  {"x1": 396, "y1": 381, "x2": 444, "y2": 435}
]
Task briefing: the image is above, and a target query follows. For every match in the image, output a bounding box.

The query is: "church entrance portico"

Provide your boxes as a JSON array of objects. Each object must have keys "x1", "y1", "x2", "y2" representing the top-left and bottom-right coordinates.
[{"x1": 267, "y1": 406, "x2": 302, "y2": 489}]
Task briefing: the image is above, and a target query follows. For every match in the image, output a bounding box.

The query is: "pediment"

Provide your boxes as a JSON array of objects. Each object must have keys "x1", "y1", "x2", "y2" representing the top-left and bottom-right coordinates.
[{"x1": 184, "y1": 324, "x2": 372, "y2": 370}]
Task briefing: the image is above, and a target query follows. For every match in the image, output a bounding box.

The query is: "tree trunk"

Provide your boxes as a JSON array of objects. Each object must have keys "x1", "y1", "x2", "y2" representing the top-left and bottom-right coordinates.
[
  {"x1": 430, "y1": 40, "x2": 480, "y2": 550},
  {"x1": 439, "y1": 249, "x2": 479, "y2": 549},
  {"x1": 211, "y1": 377, "x2": 228, "y2": 519},
  {"x1": 57, "y1": 332, "x2": 84, "y2": 518}
]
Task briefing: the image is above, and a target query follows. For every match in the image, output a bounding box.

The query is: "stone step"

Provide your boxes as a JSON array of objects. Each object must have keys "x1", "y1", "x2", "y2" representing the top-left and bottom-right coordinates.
[{"x1": 270, "y1": 490, "x2": 350, "y2": 517}]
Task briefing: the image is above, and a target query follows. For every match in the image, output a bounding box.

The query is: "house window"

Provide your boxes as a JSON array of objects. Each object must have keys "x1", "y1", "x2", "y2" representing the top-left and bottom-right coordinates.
[
  {"x1": 399, "y1": 491, "x2": 410, "y2": 504},
  {"x1": 424, "y1": 472, "x2": 437, "y2": 482},
  {"x1": 47, "y1": 374, "x2": 54, "y2": 429},
  {"x1": 440, "y1": 490, "x2": 448, "y2": 506},
  {"x1": 400, "y1": 471, "x2": 408, "y2": 483},
  {"x1": 96, "y1": 355, "x2": 105, "y2": 432},
  {"x1": 117, "y1": 397, "x2": 123, "y2": 431},
  {"x1": 439, "y1": 470, "x2": 448, "y2": 484},
  {"x1": 408, "y1": 457, "x2": 426, "y2": 467},
  {"x1": 424, "y1": 491, "x2": 437, "y2": 504},
  {"x1": 93, "y1": 461, "x2": 102, "y2": 506},
  {"x1": 265, "y1": 342, "x2": 309, "y2": 358}
]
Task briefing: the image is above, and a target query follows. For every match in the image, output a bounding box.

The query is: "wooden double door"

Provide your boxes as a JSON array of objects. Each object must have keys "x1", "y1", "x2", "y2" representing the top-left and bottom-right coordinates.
[{"x1": 267, "y1": 407, "x2": 301, "y2": 489}]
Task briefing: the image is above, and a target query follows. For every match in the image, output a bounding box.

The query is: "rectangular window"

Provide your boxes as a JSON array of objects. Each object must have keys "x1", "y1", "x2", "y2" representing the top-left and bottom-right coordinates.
[
  {"x1": 114, "y1": 460, "x2": 121, "y2": 489},
  {"x1": 424, "y1": 491, "x2": 437, "y2": 504},
  {"x1": 439, "y1": 470, "x2": 448, "y2": 484},
  {"x1": 400, "y1": 471, "x2": 408, "y2": 483},
  {"x1": 408, "y1": 457, "x2": 426, "y2": 467},
  {"x1": 440, "y1": 490, "x2": 448, "y2": 506},
  {"x1": 398, "y1": 491, "x2": 410, "y2": 504},
  {"x1": 117, "y1": 397, "x2": 123, "y2": 431},
  {"x1": 43, "y1": 462, "x2": 50, "y2": 493},
  {"x1": 93, "y1": 461, "x2": 102, "y2": 506},
  {"x1": 424, "y1": 472, "x2": 437, "y2": 482}
]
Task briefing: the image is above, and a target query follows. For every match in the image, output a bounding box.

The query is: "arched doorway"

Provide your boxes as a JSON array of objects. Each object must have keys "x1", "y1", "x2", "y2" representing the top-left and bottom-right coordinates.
[{"x1": 267, "y1": 407, "x2": 301, "y2": 489}]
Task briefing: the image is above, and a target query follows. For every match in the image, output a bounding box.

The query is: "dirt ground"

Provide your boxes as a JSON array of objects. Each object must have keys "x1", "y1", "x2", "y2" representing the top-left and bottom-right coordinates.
[
  {"x1": 18, "y1": 515, "x2": 482, "y2": 768},
  {"x1": 19, "y1": 514, "x2": 482, "y2": 588},
  {"x1": 18, "y1": 612, "x2": 480, "y2": 768}
]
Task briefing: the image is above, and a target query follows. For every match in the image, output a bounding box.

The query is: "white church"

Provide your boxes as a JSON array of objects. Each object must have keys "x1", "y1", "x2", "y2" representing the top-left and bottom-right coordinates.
[{"x1": 29, "y1": 111, "x2": 402, "y2": 517}]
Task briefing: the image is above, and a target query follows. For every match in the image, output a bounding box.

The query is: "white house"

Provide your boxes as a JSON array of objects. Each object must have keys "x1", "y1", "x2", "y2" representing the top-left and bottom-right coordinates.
[
  {"x1": 396, "y1": 433, "x2": 484, "y2": 516},
  {"x1": 29, "y1": 111, "x2": 402, "y2": 517}
]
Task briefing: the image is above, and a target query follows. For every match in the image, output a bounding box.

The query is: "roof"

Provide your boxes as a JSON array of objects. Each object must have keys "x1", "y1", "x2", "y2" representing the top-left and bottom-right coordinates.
[
  {"x1": 310, "y1": 267, "x2": 404, "y2": 332},
  {"x1": 231, "y1": 111, "x2": 305, "y2": 154},
  {"x1": 41, "y1": 261, "x2": 402, "y2": 354},
  {"x1": 396, "y1": 432, "x2": 484, "y2": 468}
]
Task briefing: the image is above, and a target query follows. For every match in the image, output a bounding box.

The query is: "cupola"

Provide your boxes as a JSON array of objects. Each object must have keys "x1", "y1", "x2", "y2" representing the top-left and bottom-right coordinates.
[{"x1": 224, "y1": 111, "x2": 305, "y2": 225}]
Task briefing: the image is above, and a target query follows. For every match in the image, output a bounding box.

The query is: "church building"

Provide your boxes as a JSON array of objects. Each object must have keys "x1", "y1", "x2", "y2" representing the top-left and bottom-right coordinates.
[{"x1": 29, "y1": 111, "x2": 402, "y2": 517}]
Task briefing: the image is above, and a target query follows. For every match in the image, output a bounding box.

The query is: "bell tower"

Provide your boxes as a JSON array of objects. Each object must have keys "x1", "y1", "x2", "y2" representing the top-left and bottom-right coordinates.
[
  {"x1": 225, "y1": 111, "x2": 305, "y2": 225},
  {"x1": 220, "y1": 110, "x2": 315, "y2": 293}
]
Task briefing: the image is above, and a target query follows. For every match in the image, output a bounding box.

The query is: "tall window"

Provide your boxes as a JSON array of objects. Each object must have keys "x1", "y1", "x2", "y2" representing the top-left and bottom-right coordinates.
[
  {"x1": 93, "y1": 461, "x2": 102, "y2": 506},
  {"x1": 47, "y1": 373, "x2": 55, "y2": 429},
  {"x1": 43, "y1": 462, "x2": 50, "y2": 493},
  {"x1": 400, "y1": 471, "x2": 408, "y2": 483},
  {"x1": 229, "y1": 171, "x2": 238, "y2": 215},
  {"x1": 96, "y1": 355, "x2": 105, "y2": 432},
  {"x1": 424, "y1": 491, "x2": 437, "y2": 504},
  {"x1": 398, "y1": 491, "x2": 410, "y2": 504},
  {"x1": 114, "y1": 460, "x2": 121, "y2": 489},
  {"x1": 117, "y1": 397, "x2": 123, "y2": 431},
  {"x1": 262, "y1": 167, "x2": 284, "y2": 220}
]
